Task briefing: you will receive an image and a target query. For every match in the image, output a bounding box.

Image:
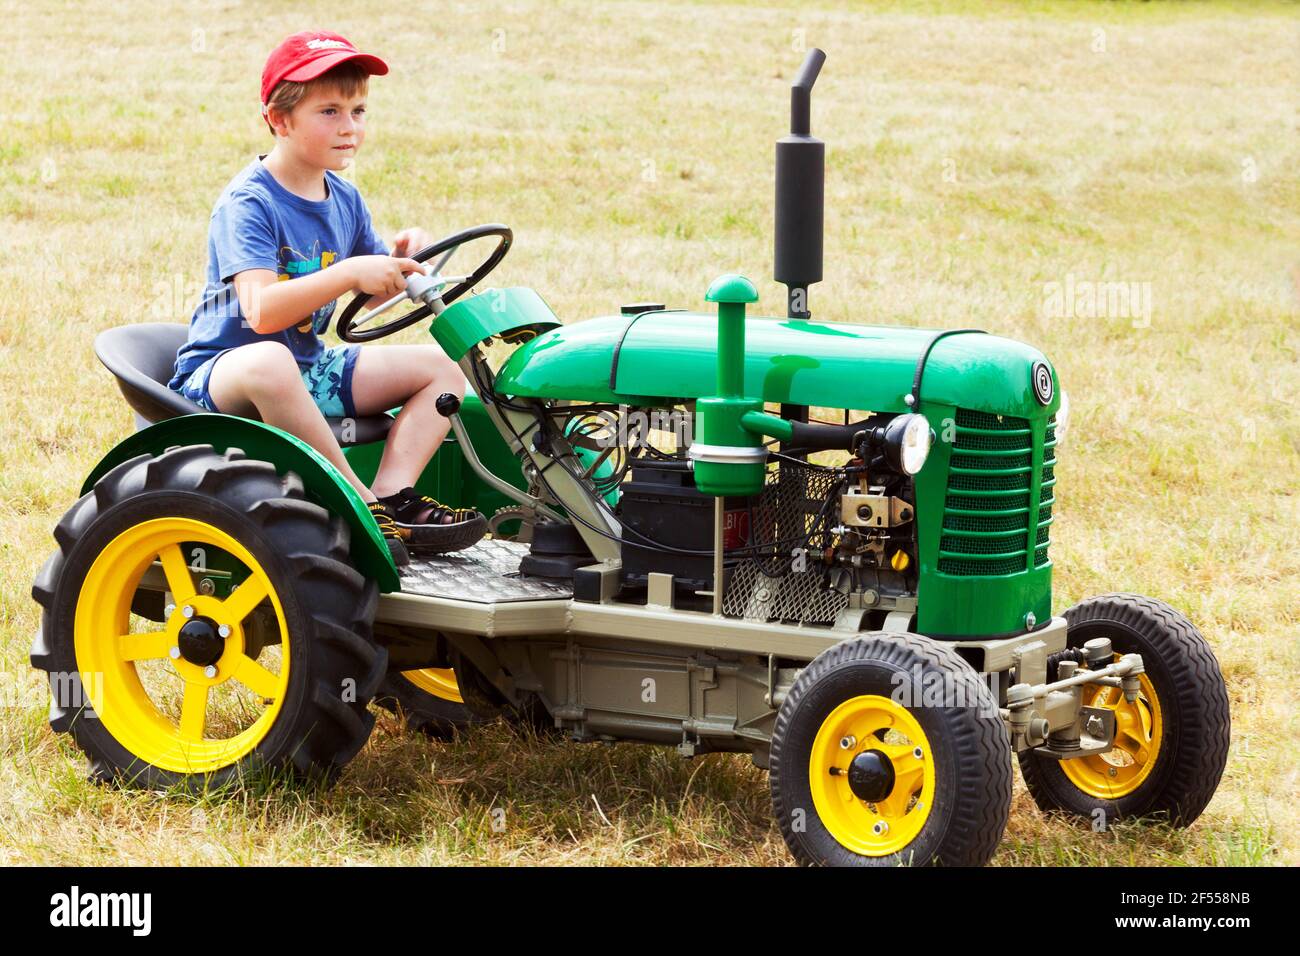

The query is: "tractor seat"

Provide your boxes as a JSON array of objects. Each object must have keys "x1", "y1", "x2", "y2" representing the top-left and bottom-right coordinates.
[{"x1": 93, "y1": 323, "x2": 394, "y2": 447}]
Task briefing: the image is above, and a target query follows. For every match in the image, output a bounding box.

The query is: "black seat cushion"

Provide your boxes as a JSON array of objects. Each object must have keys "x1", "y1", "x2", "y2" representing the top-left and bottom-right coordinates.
[{"x1": 94, "y1": 323, "x2": 394, "y2": 447}]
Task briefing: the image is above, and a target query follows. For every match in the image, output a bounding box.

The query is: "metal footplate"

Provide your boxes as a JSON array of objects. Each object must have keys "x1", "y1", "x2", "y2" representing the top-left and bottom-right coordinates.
[{"x1": 398, "y1": 538, "x2": 573, "y2": 603}]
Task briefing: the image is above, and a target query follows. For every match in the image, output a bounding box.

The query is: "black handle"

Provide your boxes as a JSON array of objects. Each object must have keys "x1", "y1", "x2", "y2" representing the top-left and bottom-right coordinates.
[
  {"x1": 788, "y1": 414, "x2": 888, "y2": 452},
  {"x1": 435, "y1": 393, "x2": 462, "y2": 418}
]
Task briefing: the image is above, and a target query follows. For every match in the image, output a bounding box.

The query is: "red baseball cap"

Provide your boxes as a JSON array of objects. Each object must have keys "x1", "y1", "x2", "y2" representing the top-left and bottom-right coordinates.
[{"x1": 261, "y1": 31, "x2": 388, "y2": 105}]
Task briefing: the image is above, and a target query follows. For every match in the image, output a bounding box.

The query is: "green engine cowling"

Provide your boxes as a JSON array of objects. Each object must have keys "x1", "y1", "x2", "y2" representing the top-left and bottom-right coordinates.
[{"x1": 493, "y1": 303, "x2": 1062, "y2": 639}]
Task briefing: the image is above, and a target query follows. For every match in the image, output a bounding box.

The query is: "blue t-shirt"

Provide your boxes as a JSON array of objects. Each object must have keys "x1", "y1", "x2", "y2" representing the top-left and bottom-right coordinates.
[{"x1": 169, "y1": 157, "x2": 388, "y2": 388}]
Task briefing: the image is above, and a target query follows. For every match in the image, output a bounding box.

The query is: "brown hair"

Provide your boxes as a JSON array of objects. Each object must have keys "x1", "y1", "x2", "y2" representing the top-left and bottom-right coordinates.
[{"x1": 263, "y1": 60, "x2": 370, "y2": 136}]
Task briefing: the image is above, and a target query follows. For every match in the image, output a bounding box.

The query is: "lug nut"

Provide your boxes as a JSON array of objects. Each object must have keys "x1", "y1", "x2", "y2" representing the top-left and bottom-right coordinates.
[
  {"x1": 204, "y1": 665, "x2": 218, "y2": 679},
  {"x1": 181, "y1": 605, "x2": 195, "y2": 619},
  {"x1": 218, "y1": 624, "x2": 231, "y2": 638},
  {"x1": 839, "y1": 735, "x2": 857, "y2": 750},
  {"x1": 169, "y1": 647, "x2": 181, "y2": 660},
  {"x1": 164, "y1": 603, "x2": 176, "y2": 618},
  {"x1": 872, "y1": 821, "x2": 889, "y2": 835},
  {"x1": 913, "y1": 746, "x2": 924, "y2": 760}
]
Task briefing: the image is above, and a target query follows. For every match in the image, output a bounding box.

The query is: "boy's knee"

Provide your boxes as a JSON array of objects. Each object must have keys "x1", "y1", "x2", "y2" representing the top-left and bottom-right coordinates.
[
  {"x1": 238, "y1": 342, "x2": 302, "y2": 397},
  {"x1": 426, "y1": 349, "x2": 465, "y2": 395}
]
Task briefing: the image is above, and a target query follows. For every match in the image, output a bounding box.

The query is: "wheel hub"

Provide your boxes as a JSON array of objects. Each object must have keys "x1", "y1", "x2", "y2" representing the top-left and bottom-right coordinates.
[
  {"x1": 847, "y1": 749, "x2": 896, "y2": 803},
  {"x1": 178, "y1": 617, "x2": 225, "y2": 666}
]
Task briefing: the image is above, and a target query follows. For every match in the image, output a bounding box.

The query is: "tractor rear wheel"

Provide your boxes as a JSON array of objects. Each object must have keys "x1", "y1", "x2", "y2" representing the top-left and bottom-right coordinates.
[{"x1": 30, "y1": 444, "x2": 386, "y2": 790}]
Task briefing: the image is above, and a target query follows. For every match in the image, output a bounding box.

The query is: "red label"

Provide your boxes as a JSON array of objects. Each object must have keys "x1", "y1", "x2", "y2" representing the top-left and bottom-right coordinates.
[{"x1": 723, "y1": 509, "x2": 750, "y2": 549}]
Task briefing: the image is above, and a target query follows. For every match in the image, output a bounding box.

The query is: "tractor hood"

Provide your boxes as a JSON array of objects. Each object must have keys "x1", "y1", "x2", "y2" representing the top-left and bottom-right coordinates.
[{"x1": 495, "y1": 310, "x2": 1058, "y2": 418}]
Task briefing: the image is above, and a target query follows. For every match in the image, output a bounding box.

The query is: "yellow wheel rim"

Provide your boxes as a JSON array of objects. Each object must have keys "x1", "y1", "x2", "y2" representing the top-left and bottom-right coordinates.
[
  {"x1": 74, "y1": 517, "x2": 290, "y2": 774},
  {"x1": 401, "y1": 668, "x2": 464, "y2": 704},
  {"x1": 809, "y1": 694, "x2": 936, "y2": 857},
  {"x1": 1060, "y1": 660, "x2": 1163, "y2": 799}
]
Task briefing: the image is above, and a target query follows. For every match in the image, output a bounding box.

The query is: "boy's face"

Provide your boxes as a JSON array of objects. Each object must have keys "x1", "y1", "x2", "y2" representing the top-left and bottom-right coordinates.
[{"x1": 270, "y1": 82, "x2": 368, "y2": 172}]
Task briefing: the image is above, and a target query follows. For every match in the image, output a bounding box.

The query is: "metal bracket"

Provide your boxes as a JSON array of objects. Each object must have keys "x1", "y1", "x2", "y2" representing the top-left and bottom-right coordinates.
[
  {"x1": 840, "y1": 492, "x2": 913, "y2": 528},
  {"x1": 1034, "y1": 706, "x2": 1117, "y2": 760}
]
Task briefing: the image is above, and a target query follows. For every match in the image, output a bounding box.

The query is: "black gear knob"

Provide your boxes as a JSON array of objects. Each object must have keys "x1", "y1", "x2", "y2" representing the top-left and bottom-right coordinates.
[{"x1": 435, "y1": 393, "x2": 462, "y2": 418}]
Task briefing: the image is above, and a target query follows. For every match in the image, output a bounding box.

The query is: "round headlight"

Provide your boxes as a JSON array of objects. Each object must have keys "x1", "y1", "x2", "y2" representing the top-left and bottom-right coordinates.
[
  {"x1": 882, "y1": 413, "x2": 932, "y2": 476},
  {"x1": 1053, "y1": 390, "x2": 1069, "y2": 449}
]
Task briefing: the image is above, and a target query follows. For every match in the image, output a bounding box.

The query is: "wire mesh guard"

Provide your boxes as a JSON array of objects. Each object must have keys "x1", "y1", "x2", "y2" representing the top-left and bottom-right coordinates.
[{"x1": 722, "y1": 461, "x2": 850, "y2": 625}]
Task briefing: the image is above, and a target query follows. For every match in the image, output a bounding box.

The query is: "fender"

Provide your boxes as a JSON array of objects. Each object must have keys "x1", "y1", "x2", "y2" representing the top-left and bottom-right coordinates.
[{"x1": 82, "y1": 413, "x2": 400, "y2": 592}]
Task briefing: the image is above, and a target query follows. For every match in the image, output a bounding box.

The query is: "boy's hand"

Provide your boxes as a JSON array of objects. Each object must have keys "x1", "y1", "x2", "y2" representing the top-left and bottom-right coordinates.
[
  {"x1": 345, "y1": 255, "x2": 425, "y2": 298},
  {"x1": 392, "y1": 227, "x2": 435, "y2": 258}
]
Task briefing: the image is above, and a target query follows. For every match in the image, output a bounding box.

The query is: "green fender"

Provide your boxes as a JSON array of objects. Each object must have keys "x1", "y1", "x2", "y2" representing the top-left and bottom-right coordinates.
[
  {"x1": 432, "y1": 287, "x2": 562, "y2": 361},
  {"x1": 81, "y1": 413, "x2": 400, "y2": 593}
]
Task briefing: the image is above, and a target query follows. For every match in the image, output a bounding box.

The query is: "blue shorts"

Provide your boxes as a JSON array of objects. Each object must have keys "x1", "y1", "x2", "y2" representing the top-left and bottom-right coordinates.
[{"x1": 173, "y1": 344, "x2": 362, "y2": 419}]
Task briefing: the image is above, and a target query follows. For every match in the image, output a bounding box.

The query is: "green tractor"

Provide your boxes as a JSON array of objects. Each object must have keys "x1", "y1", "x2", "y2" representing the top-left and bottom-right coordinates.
[{"x1": 32, "y1": 50, "x2": 1229, "y2": 866}]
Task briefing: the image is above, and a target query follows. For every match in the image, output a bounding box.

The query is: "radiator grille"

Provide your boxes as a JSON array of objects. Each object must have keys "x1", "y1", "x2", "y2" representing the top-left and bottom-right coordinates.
[{"x1": 939, "y1": 408, "x2": 1055, "y2": 576}]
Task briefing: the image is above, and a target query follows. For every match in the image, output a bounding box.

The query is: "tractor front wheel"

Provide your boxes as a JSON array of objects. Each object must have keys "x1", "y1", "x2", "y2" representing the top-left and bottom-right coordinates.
[
  {"x1": 1017, "y1": 593, "x2": 1230, "y2": 828},
  {"x1": 373, "y1": 668, "x2": 488, "y2": 739},
  {"x1": 770, "y1": 633, "x2": 1011, "y2": 866}
]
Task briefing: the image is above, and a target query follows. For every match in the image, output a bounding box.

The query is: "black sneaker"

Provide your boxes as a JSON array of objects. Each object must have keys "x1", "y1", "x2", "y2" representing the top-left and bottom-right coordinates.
[
  {"x1": 376, "y1": 487, "x2": 489, "y2": 555},
  {"x1": 368, "y1": 500, "x2": 411, "y2": 567}
]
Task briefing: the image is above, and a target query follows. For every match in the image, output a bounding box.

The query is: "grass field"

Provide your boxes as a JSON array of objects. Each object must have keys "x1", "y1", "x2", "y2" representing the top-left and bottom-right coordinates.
[{"x1": 1, "y1": 0, "x2": 1296, "y2": 865}]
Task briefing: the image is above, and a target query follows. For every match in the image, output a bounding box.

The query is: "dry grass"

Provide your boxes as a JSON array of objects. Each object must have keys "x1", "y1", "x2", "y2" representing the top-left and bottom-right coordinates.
[{"x1": 1, "y1": 0, "x2": 1296, "y2": 865}]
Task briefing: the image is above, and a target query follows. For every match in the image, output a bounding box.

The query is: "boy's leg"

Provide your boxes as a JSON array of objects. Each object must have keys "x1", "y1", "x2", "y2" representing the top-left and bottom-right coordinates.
[
  {"x1": 350, "y1": 343, "x2": 467, "y2": 524},
  {"x1": 205, "y1": 341, "x2": 378, "y2": 502}
]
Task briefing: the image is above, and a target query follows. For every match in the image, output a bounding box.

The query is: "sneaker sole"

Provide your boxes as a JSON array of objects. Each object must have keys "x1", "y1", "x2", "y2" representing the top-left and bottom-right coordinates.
[{"x1": 398, "y1": 514, "x2": 490, "y2": 554}]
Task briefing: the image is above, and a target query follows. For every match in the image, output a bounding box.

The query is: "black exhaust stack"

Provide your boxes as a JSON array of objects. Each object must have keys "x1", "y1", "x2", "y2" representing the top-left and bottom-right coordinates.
[
  {"x1": 774, "y1": 48, "x2": 825, "y2": 321},
  {"x1": 775, "y1": 49, "x2": 825, "y2": 455}
]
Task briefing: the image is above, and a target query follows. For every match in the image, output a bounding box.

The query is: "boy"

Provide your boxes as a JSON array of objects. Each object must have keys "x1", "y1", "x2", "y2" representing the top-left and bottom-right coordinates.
[{"x1": 169, "y1": 30, "x2": 487, "y2": 567}]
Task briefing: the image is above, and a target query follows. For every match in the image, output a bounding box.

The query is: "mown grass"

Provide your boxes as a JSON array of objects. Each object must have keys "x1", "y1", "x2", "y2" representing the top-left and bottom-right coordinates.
[{"x1": 1, "y1": 0, "x2": 1296, "y2": 865}]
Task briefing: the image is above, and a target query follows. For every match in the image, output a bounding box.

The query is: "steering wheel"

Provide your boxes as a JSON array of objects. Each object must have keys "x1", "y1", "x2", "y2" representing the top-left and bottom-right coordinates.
[{"x1": 336, "y1": 223, "x2": 512, "y2": 342}]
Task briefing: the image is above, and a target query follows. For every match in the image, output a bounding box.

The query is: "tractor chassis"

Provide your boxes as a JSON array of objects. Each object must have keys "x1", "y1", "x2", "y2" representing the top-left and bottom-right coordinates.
[{"x1": 136, "y1": 542, "x2": 1123, "y2": 768}]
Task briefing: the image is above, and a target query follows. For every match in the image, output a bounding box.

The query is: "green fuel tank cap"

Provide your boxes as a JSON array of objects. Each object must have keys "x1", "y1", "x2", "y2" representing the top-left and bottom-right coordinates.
[{"x1": 705, "y1": 274, "x2": 759, "y2": 304}]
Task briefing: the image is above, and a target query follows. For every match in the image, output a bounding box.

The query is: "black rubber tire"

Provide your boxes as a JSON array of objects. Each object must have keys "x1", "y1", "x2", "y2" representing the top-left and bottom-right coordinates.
[
  {"x1": 449, "y1": 651, "x2": 554, "y2": 732},
  {"x1": 448, "y1": 649, "x2": 509, "y2": 720},
  {"x1": 30, "y1": 444, "x2": 387, "y2": 790},
  {"x1": 373, "y1": 669, "x2": 488, "y2": 739},
  {"x1": 1017, "y1": 593, "x2": 1230, "y2": 827},
  {"x1": 374, "y1": 670, "x2": 557, "y2": 739},
  {"x1": 502, "y1": 692, "x2": 562, "y2": 739},
  {"x1": 770, "y1": 633, "x2": 1011, "y2": 867}
]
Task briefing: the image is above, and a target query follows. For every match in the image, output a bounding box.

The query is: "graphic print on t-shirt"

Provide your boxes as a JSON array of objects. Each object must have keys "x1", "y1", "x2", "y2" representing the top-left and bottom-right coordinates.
[{"x1": 277, "y1": 240, "x2": 340, "y2": 333}]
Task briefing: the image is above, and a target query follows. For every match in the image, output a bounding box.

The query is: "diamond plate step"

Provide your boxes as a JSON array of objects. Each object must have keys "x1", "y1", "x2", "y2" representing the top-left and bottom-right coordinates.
[{"x1": 397, "y1": 538, "x2": 573, "y2": 603}]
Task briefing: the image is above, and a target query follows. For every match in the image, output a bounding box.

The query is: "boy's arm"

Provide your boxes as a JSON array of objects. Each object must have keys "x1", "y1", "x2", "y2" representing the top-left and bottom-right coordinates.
[{"x1": 235, "y1": 256, "x2": 424, "y2": 334}]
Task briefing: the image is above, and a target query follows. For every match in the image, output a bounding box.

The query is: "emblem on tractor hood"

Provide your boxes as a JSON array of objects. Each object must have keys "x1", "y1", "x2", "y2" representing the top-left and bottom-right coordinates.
[{"x1": 1032, "y1": 360, "x2": 1054, "y2": 406}]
